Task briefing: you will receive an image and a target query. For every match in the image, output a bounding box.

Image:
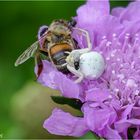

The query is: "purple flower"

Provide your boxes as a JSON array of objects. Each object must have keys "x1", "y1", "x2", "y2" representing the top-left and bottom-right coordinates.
[{"x1": 37, "y1": 0, "x2": 140, "y2": 139}]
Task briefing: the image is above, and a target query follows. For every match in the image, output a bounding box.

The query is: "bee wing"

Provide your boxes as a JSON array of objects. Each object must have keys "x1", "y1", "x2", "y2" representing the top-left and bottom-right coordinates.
[{"x1": 14, "y1": 41, "x2": 39, "y2": 67}]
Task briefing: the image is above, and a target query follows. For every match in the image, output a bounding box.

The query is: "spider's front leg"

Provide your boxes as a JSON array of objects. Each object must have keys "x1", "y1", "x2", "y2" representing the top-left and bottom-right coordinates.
[
  {"x1": 67, "y1": 64, "x2": 84, "y2": 83},
  {"x1": 73, "y1": 27, "x2": 92, "y2": 54},
  {"x1": 65, "y1": 28, "x2": 92, "y2": 64}
]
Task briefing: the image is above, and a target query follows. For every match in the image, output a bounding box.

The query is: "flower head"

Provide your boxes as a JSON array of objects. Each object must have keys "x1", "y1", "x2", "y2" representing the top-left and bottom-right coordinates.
[{"x1": 37, "y1": 0, "x2": 140, "y2": 139}]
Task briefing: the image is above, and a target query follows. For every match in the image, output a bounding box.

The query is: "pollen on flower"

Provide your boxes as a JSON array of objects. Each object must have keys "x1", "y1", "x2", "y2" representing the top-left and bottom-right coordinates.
[
  {"x1": 111, "y1": 53, "x2": 115, "y2": 57},
  {"x1": 106, "y1": 41, "x2": 112, "y2": 47},
  {"x1": 122, "y1": 80, "x2": 126, "y2": 84},
  {"x1": 134, "y1": 90, "x2": 139, "y2": 96},
  {"x1": 111, "y1": 70, "x2": 115, "y2": 74},
  {"x1": 102, "y1": 35, "x2": 107, "y2": 39},
  {"x1": 117, "y1": 74, "x2": 125, "y2": 80},
  {"x1": 108, "y1": 95, "x2": 112, "y2": 99},
  {"x1": 112, "y1": 33, "x2": 117, "y2": 37},
  {"x1": 117, "y1": 58, "x2": 120, "y2": 61},
  {"x1": 120, "y1": 64, "x2": 123, "y2": 67},
  {"x1": 114, "y1": 88, "x2": 119, "y2": 93},
  {"x1": 126, "y1": 33, "x2": 130, "y2": 37},
  {"x1": 106, "y1": 57, "x2": 110, "y2": 60},
  {"x1": 126, "y1": 79, "x2": 136, "y2": 88}
]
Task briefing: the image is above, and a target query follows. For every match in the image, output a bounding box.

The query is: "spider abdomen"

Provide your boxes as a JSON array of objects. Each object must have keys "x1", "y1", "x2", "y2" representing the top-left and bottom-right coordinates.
[{"x1": 79, "y1": 51, "x2": 105, "y2": 80}]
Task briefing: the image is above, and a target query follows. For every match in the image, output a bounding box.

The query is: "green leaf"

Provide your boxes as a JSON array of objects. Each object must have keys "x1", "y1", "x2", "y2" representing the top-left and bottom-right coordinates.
[
  {"x1": 78, "y1": 131, "x2": 100, "y2": 140},
  {"x1": 51, "y1": 96, "x2": 83, "y2": 110}
]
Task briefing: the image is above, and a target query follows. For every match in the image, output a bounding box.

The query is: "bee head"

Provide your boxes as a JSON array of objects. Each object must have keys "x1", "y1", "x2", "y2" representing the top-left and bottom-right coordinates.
[{"x1": 68, "y1": 19, "x2": 77, "y2": 28}]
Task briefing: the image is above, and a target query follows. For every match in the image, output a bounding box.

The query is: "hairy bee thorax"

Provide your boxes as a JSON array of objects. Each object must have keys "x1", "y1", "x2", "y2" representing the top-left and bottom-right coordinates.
[{"x1": 48, "y1": 19, "x2": 71, "y2": 36}]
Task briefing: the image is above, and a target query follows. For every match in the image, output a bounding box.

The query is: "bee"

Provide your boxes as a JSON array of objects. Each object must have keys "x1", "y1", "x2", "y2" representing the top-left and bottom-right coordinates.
[{"x1": 15, "y1": 19, "x2": 78, "y2": 77}]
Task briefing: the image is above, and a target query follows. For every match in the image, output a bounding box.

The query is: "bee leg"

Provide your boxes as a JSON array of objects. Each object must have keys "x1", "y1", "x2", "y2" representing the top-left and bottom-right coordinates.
[
  {"x1": 73, "y1": 27, "x2": 92, "y2": 53},
  {"x1": 67, "y1": 65, "x2": 84, "y2": 83},
  {"x1": 35, "y1": 52, "x2": 43, "y2": 79},
  {"x1": 39, "y1": 48, "x2": 48, "y2": 55}
]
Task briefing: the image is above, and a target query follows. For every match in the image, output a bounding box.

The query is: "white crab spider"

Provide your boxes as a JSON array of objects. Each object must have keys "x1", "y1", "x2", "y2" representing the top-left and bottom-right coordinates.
[{"x1": 66, "y1": 28, "x2": 105, "y2": 83}]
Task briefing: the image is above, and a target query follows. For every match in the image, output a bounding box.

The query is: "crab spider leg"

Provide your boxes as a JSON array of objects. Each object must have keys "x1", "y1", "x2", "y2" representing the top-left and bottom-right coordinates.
[
  {"x1": 62, "y1": 63, "x2": 67, "y2": 67},
  {"x1": 67, "y1": 64, "x2": 84, "y2": 83},
  {"x1": 73, "y1": 27, "x2": 92, "y2": 53},
  {"x1": 55, "y1": 63, "x2": 67, "y2": 69}
]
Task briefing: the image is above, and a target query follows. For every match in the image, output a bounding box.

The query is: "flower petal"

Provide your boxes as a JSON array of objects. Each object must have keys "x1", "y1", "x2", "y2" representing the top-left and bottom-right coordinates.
[
  {"x1": 115, "y1": 119, "x2": 140, "y2": 133},
  {"x1": 118, "y1": 2, "x2": 140, "y2": 22},
  {"x1": 85, "y1": 88, "x2": 110, "y2": 102},
  {"x1": 111, "y1": 7, "x2": 125, "y2": 18},
  {"x1": 104, "y1": 125, "x2": 121, "y2": 140},
  {"x1": 43, "y1": 108, "x2": 88, "y2": 137},
  {"x1": 35, "y1": 61, "x2": 83, "y2": 99},
  {"x1": 119, "y1": 20, "x2": 140, "y2": 40},
  {"x1": 120, "y1": 104, "x2": 134, "y2": 120},
  {"x1": 35, "y1": 60, "x2": 59, "y2": 89},
  {"x1": 82, "y1": 103, "x2": 117, "y2": 136},
  {"x1": 132, "y1": 107, "x2": 140, "y2": 117},
  {"x1": 133, "y1": 127, "x2": 140, "y2": 139},
  {"x1": 76, "y1": 0, "x2": 110, "y2": 26},
  {"x1": 53, "y1": 72, "x2": 84, "y2": 101},
  {"x1": 75, "y1": 15, "x2": 123, "y2": 47}
]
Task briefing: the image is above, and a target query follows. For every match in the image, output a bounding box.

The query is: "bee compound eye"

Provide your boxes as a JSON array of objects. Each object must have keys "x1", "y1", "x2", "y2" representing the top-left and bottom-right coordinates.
[
  {"x1": 74, "y1": 61, "x2": 79, "y2": 70},
  {"x1": 68, "y1": 19, "x2": 77, "y2": 27},
  {"x1": 38, "y1": 26, "x2": 48, "y2": 37}
]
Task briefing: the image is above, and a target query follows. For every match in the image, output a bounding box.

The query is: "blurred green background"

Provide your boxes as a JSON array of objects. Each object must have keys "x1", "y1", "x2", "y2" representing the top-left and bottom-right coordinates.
[{"x1": 0, "y1": 1, "x2": 129, "y2": 139}]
